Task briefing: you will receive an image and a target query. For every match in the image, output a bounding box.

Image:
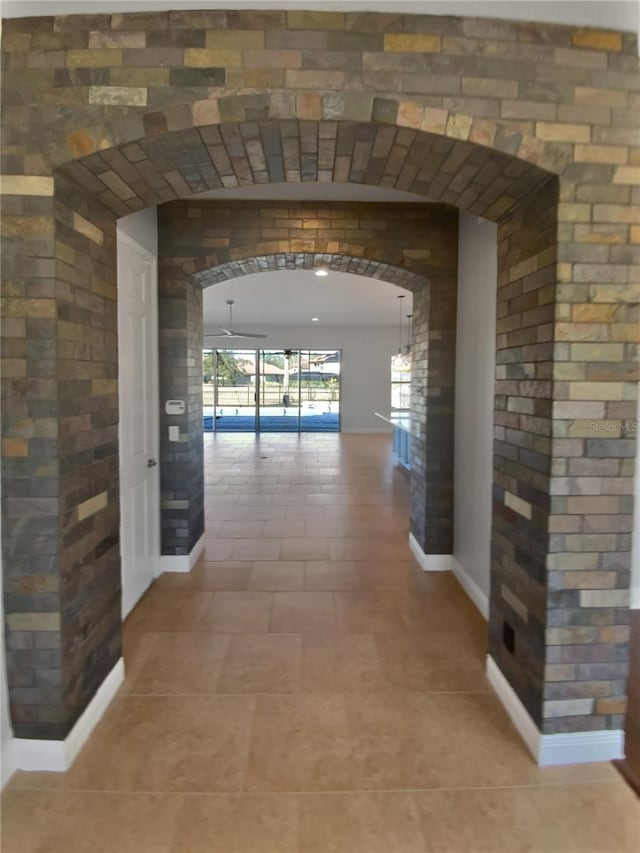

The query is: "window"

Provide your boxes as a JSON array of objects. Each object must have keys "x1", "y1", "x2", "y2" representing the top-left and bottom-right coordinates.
[{"x1": 391, "y1": 353, "x2": 411, "y2": 412}]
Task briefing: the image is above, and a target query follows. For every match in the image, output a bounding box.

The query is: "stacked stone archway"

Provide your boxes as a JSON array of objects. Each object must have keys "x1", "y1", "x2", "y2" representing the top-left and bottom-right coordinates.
[{"x1": 1, "y1": 10, "x2": 637, "y2": 758}]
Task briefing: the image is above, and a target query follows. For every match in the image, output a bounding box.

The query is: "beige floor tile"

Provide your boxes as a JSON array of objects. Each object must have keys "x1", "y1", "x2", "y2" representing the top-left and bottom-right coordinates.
[
  {"x1": 248, "y1": 561, "x2": 305, "y2": 591},
  {"x1": 415, "y1": 782, "x2": 640, "y2": 853},
  {"x1": 127, "y1": 589, "x2": 213, "y2": 628},
  {"x1": 301, "y1": 633, "x2": 388, "y2": 693},
  {"x1": 270, "y1": 592, "x2": 338, "y2": 633},
  {"x1": 200, "y1": 539, "x2": 236, "y2": 560},
  {"x1": 328, "y1": 537, "x2": 411, "y2": 561},
  {"x1": 298, "y1": 792, "x2": 426, "y2": 853},
  {"x1": 219, "y1": 521, "x2": 265, "y2": 538},
  {"x1": 124, "y1": 633, "x2": 230, "y2": 695},
  {"x1": 245, "y1": 695, "x2": 354, "y2": 792},
  {"x1": 334, "y1": 591, "x2": 406, "y2": 633},
  {"x1": 281, "y1": 538, "x2": 330, "y2": 560},
  {"x1": 374, "y1": 630, "x2": 488, "y2": 692},
  {"x1": 357, "y1": 560, "x2": 412, "y2": 590},
  {"x1": 304, "y1": 560, "x2": 361, "y2": 591},
  {"x1": 0, "y1": 789, "x2": 178, "y2": 853},
  {"x1": 262, "y1": 519, "x2": 306, "y2": 537},
  {"x1": 218, "y1": 633, "x2": 302, "y2": 693},
  {"x1": 168, "y1": 793, "x2": 299, "y2": 853},
  {"x1": 201, "y1": 591, "x2": 273, "y2": 633},
  {"x1": 11, "y1": 695, "x2": 255, "y2": 793},
  {"x1": 230, "y1": 538, "x2": 282, "y2": 561},
  {"x1": 190, "y1": 561, "x2": 253, "y2": 591}
]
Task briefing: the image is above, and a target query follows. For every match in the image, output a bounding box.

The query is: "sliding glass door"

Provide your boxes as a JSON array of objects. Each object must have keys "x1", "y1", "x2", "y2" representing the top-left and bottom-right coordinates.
[
  {"x1": 204, "y1": 348, "x2": 340, "y2": 433},
  {"x1": 258, "y1": 350, "x2": 300, "y2": 432}
]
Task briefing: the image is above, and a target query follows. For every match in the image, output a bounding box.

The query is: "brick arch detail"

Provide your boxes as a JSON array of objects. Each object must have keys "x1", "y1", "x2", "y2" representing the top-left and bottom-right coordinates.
[
  {"x1": 193, "y1": 251, "x2": 428, "y2": 290},
  {"x1": 1, "y1": 9, "x2": 637, "y2": 750}
]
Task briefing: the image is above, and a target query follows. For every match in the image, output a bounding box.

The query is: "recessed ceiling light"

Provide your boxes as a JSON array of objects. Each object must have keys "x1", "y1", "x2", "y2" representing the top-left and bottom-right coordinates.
[
  {"x1": 311, "y1": 317, "x2": 319, "y2": 322},
  {"x1": 314, "y1": 268, "x2": 329, "y2": 277}
]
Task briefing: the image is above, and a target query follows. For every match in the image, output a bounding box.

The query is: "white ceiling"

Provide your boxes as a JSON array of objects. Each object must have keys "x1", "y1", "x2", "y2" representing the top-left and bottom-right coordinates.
[
  {"x1": 3, "y1": 1, "x2": 638, "y2": 34},
  {"x1": 202, "y1": 270, "x2": 413, "y2": 329}
]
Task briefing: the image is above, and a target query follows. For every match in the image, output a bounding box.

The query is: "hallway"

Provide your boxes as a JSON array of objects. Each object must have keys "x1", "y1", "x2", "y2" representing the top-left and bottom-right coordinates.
[{"x1": 2, "y1": 434, "x2": 637, "y2": 852}]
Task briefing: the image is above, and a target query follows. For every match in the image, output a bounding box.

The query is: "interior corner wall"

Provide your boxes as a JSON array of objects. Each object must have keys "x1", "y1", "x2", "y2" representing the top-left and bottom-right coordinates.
[
  {"x1": 203, "y1": 323, "x2": 399, "y2": 433},
  {"x1": 454, "y1": 214, "x2": 498, "y2": 607},
  {"x1": 117, "y1": 207, "x2": 158, "y2": 257}
]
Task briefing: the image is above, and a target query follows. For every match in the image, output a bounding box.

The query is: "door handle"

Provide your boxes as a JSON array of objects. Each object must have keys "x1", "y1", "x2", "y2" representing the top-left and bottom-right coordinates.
[{"x1": 147, "y1": 458, "x2": 158, "y2": 468}]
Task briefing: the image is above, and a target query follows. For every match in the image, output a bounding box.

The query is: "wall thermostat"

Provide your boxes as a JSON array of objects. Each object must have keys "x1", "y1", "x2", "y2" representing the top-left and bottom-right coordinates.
[{"x1": 165, "y1": 400, "x2": 185, "y2": 415}]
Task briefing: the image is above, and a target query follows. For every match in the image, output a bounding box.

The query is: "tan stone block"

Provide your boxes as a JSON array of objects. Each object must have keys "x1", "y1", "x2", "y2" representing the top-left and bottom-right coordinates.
[
  {"x1": 2, "y1": 298, "x2": 56, "y2": 318},
  {"x1": 192, "y1": 98, "x2": 220, "y2": 126},
  {"x1": 574, "y1": 144, "x2": 628, "y2": 165},
  {"x1": 286, "y1": 70, "x2": 345, "y2": 89},
  {"x1": 6, "y1": 612, "x2": 61, "y2": 631},
  {"x1": 66, "y1": 129, "x2": 99, "y2": 158},
  {"x1": 88, "y1": 31, "x2": 146, "y2": 49},
  {"x1": 88, "y1": 86, "x2": 147, "y2": 106},
  {"x1": 589, "y1": 283, "x2": 640, "y2": 302},
  {"x1": 555, "y1": 323, "x2": 610, "y2": 342},
  {"x1": 420, "y1": 107, "x2": 449, "y2": 135},
  {"x1": 569, "y1": 382, "x2": 625, "y2": 401},
  {"x1": 536, "y1": 122, "x2": 591, "y2": 143},
  {"x1": 595, "y1": 697, "x2": 627, "y2": 715},
  {"x1": 571, "y1": 304, "x2": 617, "y2": 323},
  {"x1": 574, "y1": 224, "x2": 627, "y2": 245},
  {"x1": 73, "y1": 213, "x2": 103, "y2": 245},
  {"x1": 462, "y1": 77, "x2": 518, "y2": 98},
  {"x1": 631, "y1": 225, "x2": 640, "y2": 244},
  {"x1": 469, "y1": 118, "x2": 496, "y2": 147},
  {"x1": 558, "y1": 202, "x2": 591, "y2": 223},
  {"x1": 91, "y1": 378, "x2": 118, "y2": 394},
  {"x1": 565, "y1": 420, "x2": 623, "y2": 438},
  {"x1": 570, "y1": 342, "x2": 624, "y2": 361},
  {"x1": 296, "y1": 94, "x2": 322, "y2": 119},
  {"x1": 599, "y1": 626, "x2": 629, "y2": 643},
  {"x1": 610, "y1": 323, "x2": 640, "y2": 342},
  {"x1": 77, "y1": 491, "x2": 108, "y2": 521},
  {"x1": 593, "y1": 205, "x2": 640, "y2": 224},
  {"x1": 446, "y1": 113, "x2": 472, "y2": 141},
  {"x1": 574, "y1": 86, "x2": 628, "y2": 108},
  {"x1": 566, "y1": 495, "x2": 619, "y2": 514},
  {"x1": 110, "y1": 67, "x2": 169, "y2": 87},
  {"x1": 2, "y1": 437, "x2": 28, "y2": 458},
  {"x1": 67, "y1": 49, "x2": 122, "y2": 66},
  {"x1": 184, "y1": 48, "x2": 241, "y2": 67},
  {"x1": 206, "y1": 30, "x2": 264, "y2": 50},
  {"x1": 572, "y1": 29, "x2": 623, "y2": 51},
  {"x1": 243, "y1": 49, "x2": 302, "y2": 69},
  {"x1": 613, "y1": 166, "x2": 640, "y2": 185},
  {"x1": 0, "y1": 175, "x2": 54, "y2": 196},
  {"x1": 384, "y1": 33, "x2": 441, "y2": 53},
  {"x1": 287, "y1": 11, "x2": 345, "y2": 29},
  {"x1": 580, "y1": 589, "x2": 628, "y2": 607},
  {"x1": 397, "y1": 101, "x2": 424, "y2": 129}
]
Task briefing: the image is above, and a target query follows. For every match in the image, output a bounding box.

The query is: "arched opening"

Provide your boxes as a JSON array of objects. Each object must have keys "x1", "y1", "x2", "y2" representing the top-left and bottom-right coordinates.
[{"x1": 3, "y1": 104, "x2": 633, "y2": 773}]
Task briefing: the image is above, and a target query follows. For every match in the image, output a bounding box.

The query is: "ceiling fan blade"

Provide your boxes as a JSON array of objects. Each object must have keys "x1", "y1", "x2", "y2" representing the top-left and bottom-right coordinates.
[{"x1": 232, "y1": 331, "x2": 268, "y2": 339}]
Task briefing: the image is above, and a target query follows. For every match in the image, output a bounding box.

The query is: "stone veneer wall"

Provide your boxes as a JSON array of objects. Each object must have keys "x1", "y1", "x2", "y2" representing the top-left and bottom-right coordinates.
[
  {"x1": 158, "y1": 199, "x2": 459, "y2": 561},
  {"x1": 158, "y1": 269, "x2": 204, "y2": 556},
  {"x1": 0, "y1": 9, "x2": 638, "y2": 742}
]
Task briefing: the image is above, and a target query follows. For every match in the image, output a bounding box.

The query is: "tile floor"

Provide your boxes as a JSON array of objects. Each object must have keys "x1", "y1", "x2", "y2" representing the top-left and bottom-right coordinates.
[{"x1": 2, "y1": 433, "x2": 638, "y2": 852}]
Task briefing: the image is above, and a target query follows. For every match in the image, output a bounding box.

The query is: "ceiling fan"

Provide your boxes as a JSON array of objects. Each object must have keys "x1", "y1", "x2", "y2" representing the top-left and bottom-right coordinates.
[{"x1": 204, "y1": 299, "x2": 267, "y2": 340}]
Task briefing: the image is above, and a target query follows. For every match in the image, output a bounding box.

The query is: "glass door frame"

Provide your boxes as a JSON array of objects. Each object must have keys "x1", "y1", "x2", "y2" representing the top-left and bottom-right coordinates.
[{"x1": 208, "y1": 347, "x2": 341, "y2": 434}]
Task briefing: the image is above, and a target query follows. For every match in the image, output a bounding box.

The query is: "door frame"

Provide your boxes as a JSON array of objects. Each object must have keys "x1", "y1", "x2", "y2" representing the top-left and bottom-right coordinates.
[
  {"x1": 116, "y1": 228, "x2": 161, "y2": 619},
  {"x1": 208, "y1": 347, "x2": 342, "y2": 433}
]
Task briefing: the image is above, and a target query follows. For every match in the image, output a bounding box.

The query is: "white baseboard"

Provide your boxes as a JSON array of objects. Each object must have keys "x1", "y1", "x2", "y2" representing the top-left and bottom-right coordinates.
[
  {"x1": 451, "y1": 557, "x2": 490, "y2": 620},
  {"x1": 5, "y1": 657, "x2": 124, "y2": 783},
  {"x1": 486, "y1": 655, "x2": 624, "y2": 766},
  {"x1": 408, "y1": 533, "x2": 454, "y2": 572},
  {"x1": 158, "y1": 532, "x2": 205, "y2": 574}
]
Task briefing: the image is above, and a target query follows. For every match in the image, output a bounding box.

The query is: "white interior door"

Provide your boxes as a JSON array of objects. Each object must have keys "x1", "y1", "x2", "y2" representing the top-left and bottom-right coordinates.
[{"x1": 117, "y1": 230, "x2": 159, "y2": 618}]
